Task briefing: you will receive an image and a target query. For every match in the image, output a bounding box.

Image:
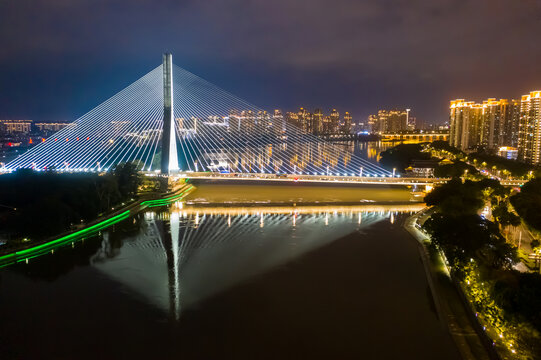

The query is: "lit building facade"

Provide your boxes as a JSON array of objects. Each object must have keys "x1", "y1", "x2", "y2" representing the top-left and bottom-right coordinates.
[
  {"x1": 368, "y1": 110, "x2": 409, "y2": 133},
  {"x1": 0, "y1": 120, "x2": 33, "y2": 134},
  {"x1": 449, "y1": 100, "x2": 482, "y2": 150},
  {"x1": 518, "y1": 90, "x2": 541, "y2": 164},
  {"x1": 450, "y1": 91, "x2": 541, "y2": 163},
  {"x1": 35, "y1": 122, "x2": 72, "y2": 132},
  {"x1": 284, "y1": 108, "x2": 353, "y2": 135}
]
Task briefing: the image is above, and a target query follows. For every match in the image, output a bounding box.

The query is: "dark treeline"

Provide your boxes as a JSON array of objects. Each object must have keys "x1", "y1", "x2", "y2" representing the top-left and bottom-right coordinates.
[
  {"x1": 378, "y1": 141, "x2": 477, "y2": 177},
  {"x1": 379, "y1": 143, "x2": 431, "y2": 172},
  {"x1": 510, "y1": 177, "x2": 541, "y2": 232},
  {"x1": 423, "y1": 177, "x2": 541, "y2": 352},
  {"x1": 0, "y1": 163, "x2": 140, "y2": 241},
  {"x1": 424, "y1": 178, "x2": 517, "y2": 270}
]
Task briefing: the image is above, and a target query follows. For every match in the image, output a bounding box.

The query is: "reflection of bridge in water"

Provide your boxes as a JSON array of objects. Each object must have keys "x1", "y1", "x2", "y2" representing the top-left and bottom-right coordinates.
[{"x1": 90, "y1": 204, "x2": 423, "y2": 320}]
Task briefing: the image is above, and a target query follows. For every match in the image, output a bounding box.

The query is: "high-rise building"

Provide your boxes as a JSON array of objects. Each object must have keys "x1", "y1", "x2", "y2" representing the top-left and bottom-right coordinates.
[
  {"x1": 476, "y1": 98, "x2": 520, "y2": 150},
  {"x1": 368, "y1": 110, "x2": 409, "y2": 133},
  {"x1": 273, "y1": 109, "x2": 285, "y2": 133},
  {"x1": 518, "y1": 90, "x2": 541, "y2": 164},
  {"x1": 312, "y1": 109, "x2": 324, "y2": 134},
  {"x1": 503, "y1": 99, "x2": 521, "y2": 147},
  {"x1": 342, "y1": 112, "x2": 352, "y2": 134},
  {"x1": 367, "y1": 114, "x2": 378, "y2": 132},
  {"x1": 330, "y1": 109, "x2": 340, "y2": 133},
  {"x1": 450, "y1": 91, "x2": 540, "y2": 162},
  {"x1": 283, "y1": 108, "x2": 352, "y2": 136},
  {"x1": 285, "y1": 111, "x2": 299, "y2": 129},
  {"x1": 407, "y1": 114, "x2": 416, "y2": 131},
  {"x1": 449, "y1": 100, "x2": 483, "y2": 150},
  {"x1": 297, "y1": 107, "x2": 311, "y2": 133},
  {"x1": 480, "y1": 98, "x2": 502, "y2": 149},
  {"x1": 0, "y1": 120, "x2": 33, "y2": 134}
]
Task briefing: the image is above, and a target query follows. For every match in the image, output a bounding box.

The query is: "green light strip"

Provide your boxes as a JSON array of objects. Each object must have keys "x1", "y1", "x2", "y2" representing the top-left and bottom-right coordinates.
[
  {"x1": 0, "y1": 211, "x2": 130, "y2": 267},
  {"x1": 140, "y1": 185, "x2": 194, "y2": 206},
  {"x1": 0, "y1": 184, "x2": 195, "y2": 268}
]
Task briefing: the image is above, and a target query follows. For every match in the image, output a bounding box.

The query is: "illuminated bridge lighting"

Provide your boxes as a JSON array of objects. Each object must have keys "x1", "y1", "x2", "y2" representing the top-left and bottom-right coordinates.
[{"x1": 4, "y1": 58, "x2": 391, "y2": 177}]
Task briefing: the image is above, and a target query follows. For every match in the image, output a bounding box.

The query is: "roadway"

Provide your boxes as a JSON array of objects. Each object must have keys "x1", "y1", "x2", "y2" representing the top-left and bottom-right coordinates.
[
  {"x1": 169, "y1": 171, "x2": 450, "y2": 186},
  {"x1": 165, "y1": 171, "x2": 527, "y2": 187}
]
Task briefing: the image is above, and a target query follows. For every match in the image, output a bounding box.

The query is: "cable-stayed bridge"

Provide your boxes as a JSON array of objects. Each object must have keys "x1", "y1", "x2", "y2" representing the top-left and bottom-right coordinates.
[
  {"x1": 4, "y1": 53, "x2": 519, "y2": 187},
  {"x1": 4, "y1": 53, "x2": 392, "y2": 178}
]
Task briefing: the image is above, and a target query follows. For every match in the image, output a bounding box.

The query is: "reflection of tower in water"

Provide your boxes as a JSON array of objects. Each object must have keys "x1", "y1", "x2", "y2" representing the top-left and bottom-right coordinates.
[{"x1": 91, "y1": 206, "x2": 420, "y2": 321}]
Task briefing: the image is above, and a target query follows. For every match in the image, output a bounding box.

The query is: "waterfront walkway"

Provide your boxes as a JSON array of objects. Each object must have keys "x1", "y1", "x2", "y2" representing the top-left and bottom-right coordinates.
[{"x1": 405, "y1": 211, "x2": 496, "y2": 360}]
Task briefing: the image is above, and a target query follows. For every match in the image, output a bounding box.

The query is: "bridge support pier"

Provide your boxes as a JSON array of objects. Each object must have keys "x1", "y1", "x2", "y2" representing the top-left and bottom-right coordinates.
[{"x1": 161, "y1": 53, "x2": 179, "y2": 175}]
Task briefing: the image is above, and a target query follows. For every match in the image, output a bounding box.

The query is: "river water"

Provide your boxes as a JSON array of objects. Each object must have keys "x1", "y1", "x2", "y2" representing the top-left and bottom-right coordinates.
[
  {"x1": 0, "y1": 202, "x2": 459, "y2": 359},
  {"x1": 0, "y1": 141, "x2": 460, "y2": 359}
]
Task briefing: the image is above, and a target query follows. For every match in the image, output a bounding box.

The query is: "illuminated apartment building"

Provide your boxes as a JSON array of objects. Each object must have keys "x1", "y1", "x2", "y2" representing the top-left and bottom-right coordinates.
[
  {"x1": 0, "y1": 120, "x2": 33, "y2": 134},
  {"x1": 450, "y1": 91, "x2": 539, "y2": 162},
  {"x1": 284, "y1": 108, "x2": 352, "y2": 135},
  {"x1": 368, "y1": 110, "x2": 409, "y2": 133},
  {"x1": 449, "y1": 100, "x2": 483, "y2": 150},
  {"x1": 449, "y1": 97, "x2": 522, "y2": 151},
  {"x1": 342, "y1": 112, "x2": 352, "y2": 133},
  {"x1": 329, "y1": 109, "x2": 340, "y2": 133},
  {"x1": 518, "y1": 90, "x2": 541, "y2": 164}
]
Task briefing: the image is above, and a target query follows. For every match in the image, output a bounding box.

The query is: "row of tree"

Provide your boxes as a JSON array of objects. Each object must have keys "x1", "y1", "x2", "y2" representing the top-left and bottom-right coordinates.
[
  {"x1": 510, "y1": 177, "x2": 541, "y2": 232},
  {"x1": 423, "y1": 177, "x2": 541, "y2": 345},
  {"x1": 424, "y1": 179, "x2": 517, "y2": 270}
]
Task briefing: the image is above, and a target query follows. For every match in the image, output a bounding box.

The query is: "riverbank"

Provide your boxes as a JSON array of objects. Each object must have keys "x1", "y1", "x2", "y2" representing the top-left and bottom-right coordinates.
[
  {"x1": 405, "y1": 210, "x2": 498, "y2": 360},
  {"x1": 0, "y1": 182, "x2": 194, "y2": 268}
]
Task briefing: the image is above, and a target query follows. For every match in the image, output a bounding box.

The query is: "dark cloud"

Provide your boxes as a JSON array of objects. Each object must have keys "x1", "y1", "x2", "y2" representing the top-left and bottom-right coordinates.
[{"x1": 0, "y1": 0, "x2": 540, "y2": 123}]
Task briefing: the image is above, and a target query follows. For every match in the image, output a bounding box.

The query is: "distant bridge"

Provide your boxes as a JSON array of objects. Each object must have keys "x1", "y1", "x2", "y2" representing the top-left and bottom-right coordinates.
[{"x1": 380, "y1": 132, "x2": 449, "y2": 142}]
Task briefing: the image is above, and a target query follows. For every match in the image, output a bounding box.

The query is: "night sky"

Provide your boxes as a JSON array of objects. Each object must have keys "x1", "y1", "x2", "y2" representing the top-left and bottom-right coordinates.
[{"x1": 1, "y1": 0, "x2": 540, "y2": 125}]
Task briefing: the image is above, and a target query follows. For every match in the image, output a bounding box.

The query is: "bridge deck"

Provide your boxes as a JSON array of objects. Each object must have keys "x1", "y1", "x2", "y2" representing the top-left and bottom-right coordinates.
[
  {"x1": 159, "y1": 172, "x2": 526, "y2": 187},
  {"x1": 167, "y1": 172, "x2": 447, "y2": 186}
]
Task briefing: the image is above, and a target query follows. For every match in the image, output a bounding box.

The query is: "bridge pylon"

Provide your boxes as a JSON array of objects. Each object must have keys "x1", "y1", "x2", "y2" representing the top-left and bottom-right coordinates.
[{"x1": 161, "y1": 53, "x2": 179, "y2": 175}]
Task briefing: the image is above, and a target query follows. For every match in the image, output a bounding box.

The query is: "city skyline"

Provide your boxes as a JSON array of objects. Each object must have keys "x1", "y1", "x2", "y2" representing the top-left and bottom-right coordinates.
[{"x1": 1, "y1": 1, "x2": 541, "y2": 125}]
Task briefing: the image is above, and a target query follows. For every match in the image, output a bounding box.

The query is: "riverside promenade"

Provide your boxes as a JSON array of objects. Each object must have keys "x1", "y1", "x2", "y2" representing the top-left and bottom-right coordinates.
[{"x1": 404, "y1": 210, "x2": 498, "y2": 360}]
